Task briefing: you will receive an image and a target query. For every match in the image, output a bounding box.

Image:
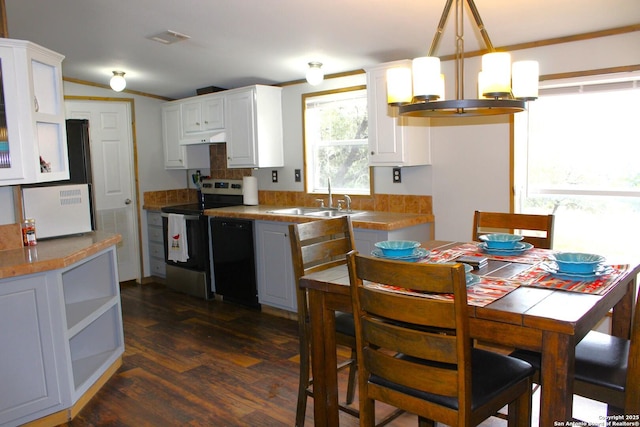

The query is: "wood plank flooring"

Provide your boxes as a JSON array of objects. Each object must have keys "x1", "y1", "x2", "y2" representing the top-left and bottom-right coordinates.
[{"x1": 60, "y1": 282, "x2": 603, "y2": 426}]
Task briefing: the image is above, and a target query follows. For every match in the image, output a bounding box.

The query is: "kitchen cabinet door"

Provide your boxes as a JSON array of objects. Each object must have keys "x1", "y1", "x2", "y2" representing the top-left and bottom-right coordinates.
[
  {"x1": 0, "y1": 39, "x2": 69, "y2": 185},
  {"x1": 366, "y1": 60, "x2": 431, "y2": 167},
  {"x1": 255, "y1": 221, "x2": 296, "y2": 312},
  {"x1": 162, "y1": 102, "x2": 211, "y2": 170},
  {"x1": 181, "y1": 95, "x2": 224, "y2": 136},
  {"x1": 0, "y1": 273, "x2": 67, "y2": 426},
  {"x1": 225, "y1": 85, "x2": 283, "y2": 168}
]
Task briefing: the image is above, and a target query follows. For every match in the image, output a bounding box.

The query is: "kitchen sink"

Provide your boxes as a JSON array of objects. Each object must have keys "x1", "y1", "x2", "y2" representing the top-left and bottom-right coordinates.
[
  {"x1": 303, "y1": 209, "x2": 365, "y2": 218},
  {"x1": 267, "y1": 207, "x2": 365, "y2": 217},
  {"x1": 267, "y1": 207, "x2": 322, "y2": 215}
]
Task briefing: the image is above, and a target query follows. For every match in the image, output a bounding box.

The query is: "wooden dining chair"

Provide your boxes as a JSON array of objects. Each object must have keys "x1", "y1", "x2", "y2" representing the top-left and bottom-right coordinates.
[
  {"x1": 289, "y1": 216, "x2": 359, "y2": 426},
  {"x1": 510, "y1": 286, "x2": 640, "y2": 417},
  {"x1": 346, "y1": 251, "x2": 535, "y2": 427},
  {"x1": 472, "y1": 210, "x2": 555, "y2": 249}
]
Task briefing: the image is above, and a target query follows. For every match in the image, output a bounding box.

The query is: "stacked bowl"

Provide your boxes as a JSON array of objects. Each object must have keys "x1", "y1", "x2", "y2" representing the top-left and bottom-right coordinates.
[
  {"x1": 372, "y1": 240, "x2": 430, "y2": 262},
  {"x1": 478, "y1": 233, "x2": 532, "y2": 255},
  {"x1": 544, "y1": 252, "x2": 610, "y2": 280}
]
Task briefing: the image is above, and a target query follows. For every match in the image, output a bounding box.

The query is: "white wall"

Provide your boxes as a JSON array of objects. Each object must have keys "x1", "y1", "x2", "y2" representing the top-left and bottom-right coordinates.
[{"x1": 430, "y1": 31, "x2": 639, "y2": 241}]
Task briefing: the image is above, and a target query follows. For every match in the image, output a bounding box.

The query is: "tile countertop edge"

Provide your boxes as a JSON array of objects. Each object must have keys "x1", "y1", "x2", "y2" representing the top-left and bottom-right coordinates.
[
  {"x1": 0, "y1": 231, "x2": 122, "y2": 279},
  {"x1": 201, "y1": 205, "x2": 434, "y2": 231}
]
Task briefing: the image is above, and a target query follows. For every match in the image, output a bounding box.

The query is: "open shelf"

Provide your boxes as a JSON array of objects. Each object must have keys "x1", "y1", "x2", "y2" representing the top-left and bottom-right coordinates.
[{"x1": 69, "y1": 304, "x2": 123, "y2": 392}]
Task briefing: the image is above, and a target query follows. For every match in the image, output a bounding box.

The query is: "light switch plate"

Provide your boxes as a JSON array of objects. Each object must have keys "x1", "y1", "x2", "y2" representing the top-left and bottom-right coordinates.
[
  {"x1": 272, "y1": 170, "x2": 278, "y2": 183},
  {"x1": 294, "y1": 169, "x2": 301, "y2": 182}
]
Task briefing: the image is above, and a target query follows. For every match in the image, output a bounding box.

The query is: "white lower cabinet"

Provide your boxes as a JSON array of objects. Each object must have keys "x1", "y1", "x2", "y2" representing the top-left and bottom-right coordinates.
[
  {"x1": 254, "y1": 220, "x2": 432, "y2": 313},
  {"x1": 255, "y1": 221, "x2": 296, "y2": 312},
  {"x1": 147, "y1": 211, "x2": 166, "y2": 278},
  {"x1": 0, "y1": 246, "x2": 124, "y2": 426}
]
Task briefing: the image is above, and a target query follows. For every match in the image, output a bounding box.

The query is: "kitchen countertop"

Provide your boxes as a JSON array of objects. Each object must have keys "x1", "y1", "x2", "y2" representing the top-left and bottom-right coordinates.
[
  {"x1": 0, "y1": 231, "x2": 122, "y2": 279},
  {"x1": 202, "y1": 205, "x2": 434, "y2": 231}
]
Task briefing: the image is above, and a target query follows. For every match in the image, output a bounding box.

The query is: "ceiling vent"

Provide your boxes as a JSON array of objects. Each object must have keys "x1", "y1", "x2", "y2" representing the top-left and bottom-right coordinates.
[{"x1": 148, "y1": 30, "x2": 191, "y2": 45}]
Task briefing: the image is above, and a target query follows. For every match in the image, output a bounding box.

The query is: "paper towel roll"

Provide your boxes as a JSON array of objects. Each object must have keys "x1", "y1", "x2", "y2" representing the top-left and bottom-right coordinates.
[{"x1": 243, "y1": 176, "x2": 259, "y2": 205}]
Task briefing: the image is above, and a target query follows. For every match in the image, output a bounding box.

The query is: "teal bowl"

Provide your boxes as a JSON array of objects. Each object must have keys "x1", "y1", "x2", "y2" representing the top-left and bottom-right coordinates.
[
  {"x1": 479, "y1": 233, "x2": 524, "y2": 249},
  {"x1": 552, "y1": 252, "x2": 605, "y2": 274},
  {"x1": 374, "y1": 240, "x2": 421, "y2": 257}
]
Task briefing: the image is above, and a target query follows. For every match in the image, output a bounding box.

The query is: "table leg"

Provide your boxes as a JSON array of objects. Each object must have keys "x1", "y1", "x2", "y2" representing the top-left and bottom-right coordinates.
[
  {"x1": 308, "y1": 288, "x2": 340, "y2": 426},
  {"x1": 611, "y1": 277, "x2": 636, "y2": 339},
  {"x1": 539, "y1": 330, "x2": 575, "y2": 427}
]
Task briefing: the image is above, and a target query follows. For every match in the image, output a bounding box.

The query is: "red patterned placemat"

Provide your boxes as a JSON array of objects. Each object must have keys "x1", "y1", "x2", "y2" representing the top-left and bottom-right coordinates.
[
  {"x1": 365, "y1": 276, "x2": 520, "y2": 307},
  {"x1": 511, "y1": 263, "x2": 630, "y2": 295}
]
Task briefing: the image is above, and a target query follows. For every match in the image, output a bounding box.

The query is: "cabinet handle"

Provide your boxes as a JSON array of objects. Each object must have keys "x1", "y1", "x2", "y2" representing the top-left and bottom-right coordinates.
[
  {"x1": 195, "y1": 122, "x2": 200, "y2": 126},
  {"x1": 227, "y1": 156, "x2": 231, "y2": 160},
  {"x1": 371, "y1": 151, "x2": 375, "y2": 155},
  {"x1": 204, "y1": 120, "x2": 209, "y2": 124},
  {"x1": 34, "y1": 96, "x2": 39, "y2": 112}
]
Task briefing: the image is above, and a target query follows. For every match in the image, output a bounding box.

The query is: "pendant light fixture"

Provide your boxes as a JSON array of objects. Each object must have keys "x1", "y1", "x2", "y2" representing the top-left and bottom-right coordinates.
[
  {"x1": 110, "y1": 71, "x2": 127, "y2": 92},
  {"x1": 388, "y1": 0, "x2": 539, "y2": 118},
  {"x1": 306, "y1": 62, "x2": 324, "y2": 86}
]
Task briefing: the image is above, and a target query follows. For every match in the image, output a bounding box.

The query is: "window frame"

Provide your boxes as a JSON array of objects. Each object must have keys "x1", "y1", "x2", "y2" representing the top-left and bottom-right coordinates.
[{"x1": 302, "y1": 85, "x2": 373, "y2": 197}]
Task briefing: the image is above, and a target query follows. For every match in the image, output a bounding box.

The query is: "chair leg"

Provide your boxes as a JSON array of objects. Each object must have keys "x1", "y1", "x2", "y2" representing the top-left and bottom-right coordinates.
[
  {"x1": 360, "y1": 397, "x2": 376, "y2": 427},
  {"x1": 296, "y1": 334, "x2": 311, "y2": 427},
  {"x1": 346, "y1": 349, "x2": 357, "y2": 404},
  {"x1": 507, "y1": 381, "x2": 532, "y2": 427},
  {"x1": 295, "y1": 369, "x2": 309, "y2": 427}
]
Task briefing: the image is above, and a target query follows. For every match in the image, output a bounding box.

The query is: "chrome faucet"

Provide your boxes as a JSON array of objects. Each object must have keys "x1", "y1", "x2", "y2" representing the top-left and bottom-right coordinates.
[
  {"x1": 344, "y1": 194, "x2": 352, "y2": 212},
  {"x1": 327, "y1": 178, "x2": 333, "y2": 209}
]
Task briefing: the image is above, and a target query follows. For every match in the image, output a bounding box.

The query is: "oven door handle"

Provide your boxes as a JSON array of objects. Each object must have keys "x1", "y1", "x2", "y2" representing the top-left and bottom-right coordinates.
[{"x1": 160, "y1": 213, "x2": 202, "y2": 221}]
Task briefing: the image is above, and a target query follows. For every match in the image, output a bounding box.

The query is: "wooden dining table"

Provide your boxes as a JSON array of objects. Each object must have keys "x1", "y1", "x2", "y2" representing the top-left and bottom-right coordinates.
[{"x1": 299, "y1": 240, "x2": 640, "y2": 427}]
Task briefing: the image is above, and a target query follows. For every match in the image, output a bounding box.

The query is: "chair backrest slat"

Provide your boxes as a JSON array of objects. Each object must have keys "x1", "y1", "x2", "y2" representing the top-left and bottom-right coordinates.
[{"x1": 473, "y1": 210, "x2": 555, "y2": 249}]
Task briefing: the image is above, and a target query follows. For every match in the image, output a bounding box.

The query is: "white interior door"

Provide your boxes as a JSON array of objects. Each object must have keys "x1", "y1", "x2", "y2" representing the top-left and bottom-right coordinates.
[{"x1": 64, "y1": 100, "x2": 140, "y2": 282}]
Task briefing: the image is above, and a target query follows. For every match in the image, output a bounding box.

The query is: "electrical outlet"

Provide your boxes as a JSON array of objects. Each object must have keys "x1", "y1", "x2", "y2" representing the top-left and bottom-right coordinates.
[
  {"x1": 271, "y1": 170, "x2": 278, "y2": 183},
  {"x1": 294, "y1": 169, "x2": 301, "y2": 182},
  {"x1": 393, "y1": 167, "x2": 402, "y2": 183}
]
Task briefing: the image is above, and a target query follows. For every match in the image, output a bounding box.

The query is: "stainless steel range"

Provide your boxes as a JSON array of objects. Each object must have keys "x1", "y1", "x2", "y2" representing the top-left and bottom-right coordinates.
[{"x1": 161, "y1": 179, "x2": 244, "y2": 299}]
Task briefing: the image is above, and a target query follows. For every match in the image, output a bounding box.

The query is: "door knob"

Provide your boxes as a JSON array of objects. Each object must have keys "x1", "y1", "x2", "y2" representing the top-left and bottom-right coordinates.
[{"x1": 125, "y1": 198, "x2": 132, "y2": 205}]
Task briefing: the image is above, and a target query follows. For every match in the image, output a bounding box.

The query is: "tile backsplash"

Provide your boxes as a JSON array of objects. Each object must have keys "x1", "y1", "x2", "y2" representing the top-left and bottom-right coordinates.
[{"x1": 144, "y1": 144, "x2": 432, "y2": 215}]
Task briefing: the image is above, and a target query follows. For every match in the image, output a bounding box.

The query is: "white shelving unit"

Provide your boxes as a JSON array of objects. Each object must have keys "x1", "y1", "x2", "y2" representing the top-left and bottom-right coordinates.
[{"x1": 0, "y1": 244, "x2": 124, "y2": 426}]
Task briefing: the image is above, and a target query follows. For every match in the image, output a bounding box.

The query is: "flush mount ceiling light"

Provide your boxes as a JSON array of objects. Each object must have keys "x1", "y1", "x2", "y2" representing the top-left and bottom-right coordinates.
[
  {"x1": 388, "y1": 0, "x2": 539, "y2": 118},
  {"x1": 109, "y1": 71, "x2": 126, "y2": 92},
  {"x1": 147, "y1": 30, "x2": 191, "y2": 45},
  {"x1": 306, "y1": 62, "x2": 324, "y2": 86}
]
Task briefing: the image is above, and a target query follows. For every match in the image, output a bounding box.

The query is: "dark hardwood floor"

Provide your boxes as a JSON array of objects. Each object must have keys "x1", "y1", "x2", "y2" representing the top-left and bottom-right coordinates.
[
  {"x1": 61, "y1": 282, "x2": 418, "y2": 426},
  {"x1": 61, "y1": 282, "x2": 602, "y2": 426}
]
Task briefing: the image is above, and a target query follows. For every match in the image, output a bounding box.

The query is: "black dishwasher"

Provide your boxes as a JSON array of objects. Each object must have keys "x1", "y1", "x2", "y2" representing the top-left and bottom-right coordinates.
[{"x1": 210, "y1": 217, "x2": 259, "y2": 307}]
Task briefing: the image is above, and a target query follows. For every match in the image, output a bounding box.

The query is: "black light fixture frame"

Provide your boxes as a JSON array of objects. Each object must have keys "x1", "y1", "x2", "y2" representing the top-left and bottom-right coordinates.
[{"x1": 398, "y1": 0, "x2": 527, "y2": 117}]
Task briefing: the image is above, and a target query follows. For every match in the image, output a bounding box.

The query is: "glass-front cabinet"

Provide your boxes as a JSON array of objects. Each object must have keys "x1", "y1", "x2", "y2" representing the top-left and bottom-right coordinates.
[{"x1": 0, "y1": 38, "x2": 69, "y2": 185}]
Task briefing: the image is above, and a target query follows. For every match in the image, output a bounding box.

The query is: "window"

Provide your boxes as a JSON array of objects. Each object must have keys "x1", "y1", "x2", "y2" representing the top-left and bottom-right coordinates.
[
  {"x1": 303, "y1": 86, "x2": 370, "y2": 196},
  {"x1": 514, "y1": 72, "x2": 640, "y2": 260}
]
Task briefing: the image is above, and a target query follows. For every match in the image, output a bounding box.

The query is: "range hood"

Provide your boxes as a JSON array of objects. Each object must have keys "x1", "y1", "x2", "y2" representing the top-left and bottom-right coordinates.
[{"x1": 180, "y1": 130, "x2": 226, "y2": 145}]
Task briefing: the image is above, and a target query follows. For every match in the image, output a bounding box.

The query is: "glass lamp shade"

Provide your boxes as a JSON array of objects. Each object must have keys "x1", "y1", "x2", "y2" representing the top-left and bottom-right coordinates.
[
  {"x1": 481, "y1": 52, "x2": 511, "y2": 96},
  {"x1": 412, "y1": 56, "x2": 442, "y2": 100},
  {"x1": 306, "y1": 62, "x2": 324, "y2": 86},
  {"x1": 110, "y1": 72, "x2": 126, "y2": 92},
  {"x1": 386, "y1": 67, "x2": 413, "y2": 106},
  {"x1": 512, "y1": 60, "x2": 539, "y2": 100}
]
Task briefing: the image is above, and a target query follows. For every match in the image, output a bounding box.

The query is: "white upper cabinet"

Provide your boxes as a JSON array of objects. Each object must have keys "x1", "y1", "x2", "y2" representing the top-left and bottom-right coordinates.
[
  {"x1": 0, "y1": 38, "x2": 69, "y2": 185},
  {"x1": 225, "y1": 85, "x2": 283, "y2": 168},
  {"x1": 181, "y1": 94, "x2": 224, "y2": 136},
  {"x1": 162, "y1": 102, "x2": 211, "y2": 170},
  {"x1": 366, "y1": 60, "x2": 431, "y2": 167}
]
